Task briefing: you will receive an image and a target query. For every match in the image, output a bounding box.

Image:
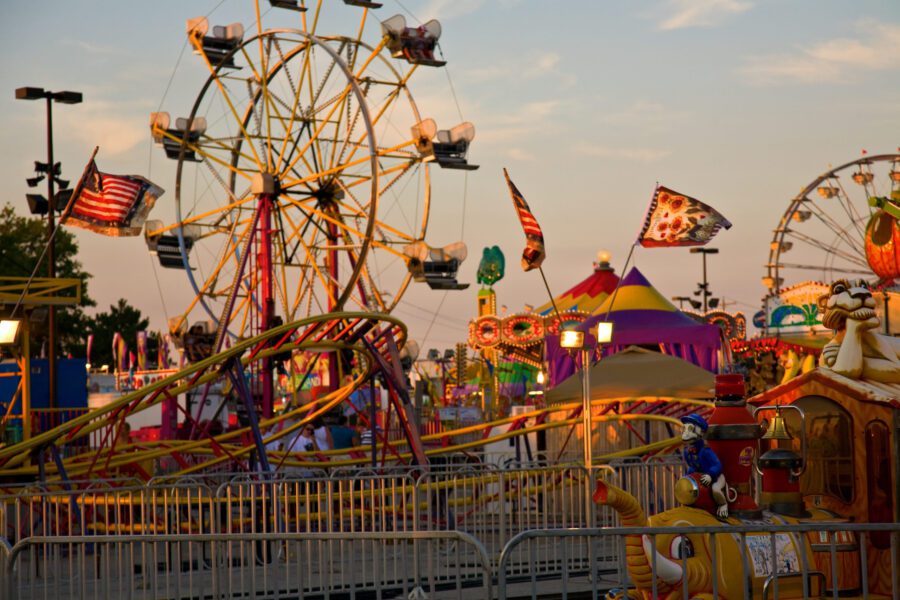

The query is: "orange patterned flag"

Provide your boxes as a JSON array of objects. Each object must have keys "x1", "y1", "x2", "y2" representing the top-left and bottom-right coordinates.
[{"x1": 638, "y1": 186, "x2": 731, "y2": 248}]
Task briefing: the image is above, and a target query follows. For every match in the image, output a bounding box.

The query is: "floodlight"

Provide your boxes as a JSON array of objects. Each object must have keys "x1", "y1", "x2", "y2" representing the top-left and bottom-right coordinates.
[
  {"x1": 560, "y1": 329, "x2": 584, "y2": 350},
  {"x1": 51, "y1": 91, "x2": 83, "y2": 105},
  {"x1": 0, "y1": 320, "x2": 22, "y2": 345},
  {"x1": 596, "y1": 322, "x2": 614, "y2": 345},
  {"x1": 26, "y1": 194, "x2": 48, "y2": 215},
  {"x1": 15, "y1": 87, "x2": 45, "y2": 100}
]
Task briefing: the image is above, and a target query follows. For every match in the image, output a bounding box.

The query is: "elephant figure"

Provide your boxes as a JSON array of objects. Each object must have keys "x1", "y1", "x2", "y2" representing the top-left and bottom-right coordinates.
[{"x1": 594, "y1": 480, "x2": 822, "y2": 599}]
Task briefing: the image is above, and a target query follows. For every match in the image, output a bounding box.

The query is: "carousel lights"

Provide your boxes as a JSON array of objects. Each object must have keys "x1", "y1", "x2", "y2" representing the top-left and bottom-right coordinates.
[{"x1": 536, "y1": 371, "x2": 545, "y2": 385}]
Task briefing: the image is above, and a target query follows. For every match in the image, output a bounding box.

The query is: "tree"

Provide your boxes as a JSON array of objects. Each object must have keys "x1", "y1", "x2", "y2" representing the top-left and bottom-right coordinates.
[
  {"x1": 87, "y1": 299, "x2": 151, "y2": 369},
  {"x1": 0, "y1": 203, "x2": 94, "y2": 356}
]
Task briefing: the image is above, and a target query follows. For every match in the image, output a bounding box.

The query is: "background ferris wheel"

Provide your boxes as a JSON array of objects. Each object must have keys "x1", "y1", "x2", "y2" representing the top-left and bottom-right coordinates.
[{"x1": 764, "y1": 151, "x2": 900, "y2": 294}]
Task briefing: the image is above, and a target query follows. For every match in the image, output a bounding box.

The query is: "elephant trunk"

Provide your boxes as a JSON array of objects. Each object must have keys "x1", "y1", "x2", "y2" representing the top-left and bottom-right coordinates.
[{"x1": 594, "y1": 480, "x2": 659, "y2": 591}]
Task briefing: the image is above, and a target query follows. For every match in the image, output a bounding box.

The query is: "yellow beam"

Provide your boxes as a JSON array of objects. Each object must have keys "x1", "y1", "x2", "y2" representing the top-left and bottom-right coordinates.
[{"x1": 0, "y1": 277, "x2": 81, "y2": 306}]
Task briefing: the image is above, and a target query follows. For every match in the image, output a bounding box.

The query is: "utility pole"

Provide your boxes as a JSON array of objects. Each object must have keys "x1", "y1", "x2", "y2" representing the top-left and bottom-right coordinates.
[{"x1": 16, "y1": 87, "x2": 83, "y2": 419}]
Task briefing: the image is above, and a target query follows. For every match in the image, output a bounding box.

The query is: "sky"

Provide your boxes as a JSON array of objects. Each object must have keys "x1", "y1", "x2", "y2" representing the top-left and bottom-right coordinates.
[{"x1": 1, "y1": 0, "x2": 899, "y2": 354}]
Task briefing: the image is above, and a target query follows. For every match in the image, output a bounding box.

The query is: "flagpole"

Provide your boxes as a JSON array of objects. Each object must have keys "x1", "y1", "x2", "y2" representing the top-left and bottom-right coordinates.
[
  {"x1": 599, "y1": 182, "x2": 658, "y2": 327},
  {"x1": 538, "y1": 266, "x2": 563, "y2": 324},
  {"x1": 9, "y1": 147, "x2": 99, "y2": 320},
  {"x1": 58, "y1": 146, "x2": 99, "y2": 226}
]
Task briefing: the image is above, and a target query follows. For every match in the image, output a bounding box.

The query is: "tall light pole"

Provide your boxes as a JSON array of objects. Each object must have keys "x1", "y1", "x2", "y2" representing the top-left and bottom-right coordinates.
[
  {"x1": 560, "y1": 322, "x2": 613, "y2": 472},
  {"x1": 690, "y1": 247, "x2": 719, "y2": 313},
  {"x1": 15, "y1": 87, "x2": 83, "y2": 415}
]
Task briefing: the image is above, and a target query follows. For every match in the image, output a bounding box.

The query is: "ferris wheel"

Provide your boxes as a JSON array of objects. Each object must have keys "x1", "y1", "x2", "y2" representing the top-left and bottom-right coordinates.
[
  {"x1": 145, "y1": 1, "x2": 476, "y2": 343},
  {"x1": 764, "y1": 152, "x2": 900, "y2": 293}
]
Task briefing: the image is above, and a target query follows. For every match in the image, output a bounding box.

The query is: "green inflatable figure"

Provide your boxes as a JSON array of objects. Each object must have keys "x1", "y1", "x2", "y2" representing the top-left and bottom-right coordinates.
[{"x1": 476, "y1": 246, "x2": 505, "y2": 287}]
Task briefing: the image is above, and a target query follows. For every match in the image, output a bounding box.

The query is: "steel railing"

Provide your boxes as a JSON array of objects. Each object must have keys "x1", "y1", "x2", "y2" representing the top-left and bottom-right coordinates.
[
  {"x1": 497, "y1": 522, "x2": 900, "y2": 600},
  {"x1": 3, "y1": 530, "x2": 492, "y2": 600}
]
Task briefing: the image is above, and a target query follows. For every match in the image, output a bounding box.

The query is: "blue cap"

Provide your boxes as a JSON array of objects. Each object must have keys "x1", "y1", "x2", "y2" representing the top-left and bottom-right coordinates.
[{"x1": 680, "y1": 413, "x2": 708, "y2": 432}]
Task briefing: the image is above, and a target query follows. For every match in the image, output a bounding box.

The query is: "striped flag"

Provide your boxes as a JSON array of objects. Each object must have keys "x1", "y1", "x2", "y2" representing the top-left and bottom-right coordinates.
[
  {"x1": 503, "y1": 168, "x2": 546, "y2": 271},
  {"x1": 63, "y1": 158, "x2": 164, "y2": 237}
]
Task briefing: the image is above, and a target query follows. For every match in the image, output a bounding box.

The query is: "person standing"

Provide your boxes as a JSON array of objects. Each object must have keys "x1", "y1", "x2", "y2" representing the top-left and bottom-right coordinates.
[
  {"x1": 330, "y1": 415, "x2": 360, "y2": 450},
  {"x1": 312, "y1": 417, "x2": 333, "y2": 451}
]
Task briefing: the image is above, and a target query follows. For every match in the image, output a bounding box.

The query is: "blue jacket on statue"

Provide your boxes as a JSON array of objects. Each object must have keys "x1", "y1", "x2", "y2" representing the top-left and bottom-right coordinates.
[{"x1": 682, "y1": 439, "x2": 723, "y2": 480}]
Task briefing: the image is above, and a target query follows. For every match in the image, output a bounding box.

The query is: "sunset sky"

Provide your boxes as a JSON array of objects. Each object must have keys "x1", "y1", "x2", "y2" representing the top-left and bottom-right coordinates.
[{"x1": 2, "y1": 0, "x2": 899, "y2": 353}]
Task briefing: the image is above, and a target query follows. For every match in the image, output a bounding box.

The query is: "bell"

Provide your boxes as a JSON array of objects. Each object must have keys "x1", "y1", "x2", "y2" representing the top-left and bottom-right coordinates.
[{"x1": 762, "y1": 409, "x2": 792, "y2": 441}]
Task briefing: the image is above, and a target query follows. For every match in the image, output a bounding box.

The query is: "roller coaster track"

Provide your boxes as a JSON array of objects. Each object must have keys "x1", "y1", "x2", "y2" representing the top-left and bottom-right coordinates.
[
  {"x1": 0, "y1": 312, "x2": 411, "y2": 480},
  {"x1": 0, "y1": 309, "x2": 715, "y2": 482}
]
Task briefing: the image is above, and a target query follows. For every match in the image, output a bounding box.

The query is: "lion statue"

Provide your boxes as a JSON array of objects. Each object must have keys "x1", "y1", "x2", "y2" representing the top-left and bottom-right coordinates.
[{"x1": 818, "y1": 279, "x2": 900, "y2": 382}]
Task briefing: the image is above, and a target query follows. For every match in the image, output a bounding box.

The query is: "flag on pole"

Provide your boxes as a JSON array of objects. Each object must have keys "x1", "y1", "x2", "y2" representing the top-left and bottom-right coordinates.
[
  {"x1": 62, "y1": 157, "x2": 164, "y2": 237},
  {"x1": 158, "y1": 332, "x2": 170, "y2": 369},
  {"x1": 86, "y1": 334, "x2": 93, "y2": 366},
  {"x1": 638, "y1": 186, "x2": 731, "y2": 248},
  {"x1": 136, "y1": 331, "x2": 148, "y2": 371},
  {"x1": 503, "y1": 168, "x2": 546, "y2": 271}
]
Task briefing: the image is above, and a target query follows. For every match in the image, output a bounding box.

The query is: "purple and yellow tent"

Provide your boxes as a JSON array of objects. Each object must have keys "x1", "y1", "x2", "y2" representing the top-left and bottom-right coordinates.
[{"x1": 546, "y1": 267, "x2": 721, "y2": 385}]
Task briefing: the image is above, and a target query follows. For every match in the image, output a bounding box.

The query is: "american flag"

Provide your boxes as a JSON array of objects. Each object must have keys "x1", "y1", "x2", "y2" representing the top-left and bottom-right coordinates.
[
  {"x1": 63, "y1": 158, "x2": 164, "y2": 237},
  {"x1": 504, "y1": 168, "x2": 546, "y2": 271}
]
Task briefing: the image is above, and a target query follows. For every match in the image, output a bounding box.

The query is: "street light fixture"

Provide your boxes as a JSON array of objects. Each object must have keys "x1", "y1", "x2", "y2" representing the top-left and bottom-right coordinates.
[
  {"x1": 0, "y1": 320, "x2": 22, "y2": 345},
  {"x1": 690, "y1": 247, "x2": 719, "y2": 313},
  {"x1": 15, "y1": 86, "x2": 83, "y2": 416},
  {"x1": 560, "y1": 329, "x2": 584, "y2": 349},
  {"x1": 559, "y1": 323, "x2": 613, "y2": 473}
]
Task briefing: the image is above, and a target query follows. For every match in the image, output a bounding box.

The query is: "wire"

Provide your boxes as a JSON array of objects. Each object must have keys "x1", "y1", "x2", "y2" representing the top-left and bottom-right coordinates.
[
  {"x1": 148, "y1": 253, "x2": 170, "y2": 327},
  {"x1": 397, "y1": 300, "x2": 469, "y2": 325},
  {"x1": 419, "y1": 290, "x2": 449, "y2": 350}
]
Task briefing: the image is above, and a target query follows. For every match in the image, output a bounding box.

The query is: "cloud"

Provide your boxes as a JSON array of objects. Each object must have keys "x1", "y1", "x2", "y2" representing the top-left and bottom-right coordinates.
[
  {"x1": 463, "y1": 52, "x2": 573, "y2": 86},
  {"x1": 740, "y1": 21, "x2": 900, "y2": 85},
  {"x1": 420, "y1": 0, "x2": 486, "y2": 21},
  {"x1": 65, "y1": 109, "x2": 146, "y2": 156},
  {"x1": 475, "y1": 100, "x2": 563, "y2": 144},
  {"x1": 507, "y1": 147, "x2": 536, "y2": 161},
  {"x1": 573, "y1": 143, "x2": 670, "y2": 162},
  {"x1": 657, "y1": 0, "x2": 752, "y2": 31},
  {"x1": 61, "y1": 39, "x2": 120, "y2": 56},
  {"x1": 598, "y1": 100, "x2": 687, "y2": 131}
]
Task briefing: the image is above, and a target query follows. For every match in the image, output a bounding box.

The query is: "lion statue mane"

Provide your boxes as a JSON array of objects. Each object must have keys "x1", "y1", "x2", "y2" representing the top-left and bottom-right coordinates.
[{"x1": 817, "y1": 279, "x2": 900, "y2": 383}]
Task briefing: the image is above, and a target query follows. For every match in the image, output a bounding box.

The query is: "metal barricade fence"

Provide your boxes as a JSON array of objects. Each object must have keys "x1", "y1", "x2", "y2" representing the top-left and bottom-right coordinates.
[
  {"x1": 609, "y1": 455, "x2": 684, "y2": 520},
  {"x1": 5, "y1": 483, "x2": 148, "y2": 540},
  {"x1": 0, "y1": 537, "x2": 8, "y2": 600},
  {"x1": 497, "y1": 522, "x2": 900, "y2": 600},
  {"x1": 0, "y1": 460, "x2": 677, "y2": 591},
  {"x1": 4, "y1": 531, "x2": 492, "y2": 600}
]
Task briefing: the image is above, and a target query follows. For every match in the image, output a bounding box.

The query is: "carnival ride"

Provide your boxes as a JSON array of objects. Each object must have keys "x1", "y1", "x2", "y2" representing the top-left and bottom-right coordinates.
[
  {"x1": 0, "y1": 2, "x2": 712, "y2": 486},
  {"x1": 765, "y1": 152, "x2": 900, "y2": 292}
]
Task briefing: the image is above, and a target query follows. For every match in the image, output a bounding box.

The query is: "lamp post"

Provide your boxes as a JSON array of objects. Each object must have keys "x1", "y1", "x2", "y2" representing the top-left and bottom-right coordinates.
[
  {"x1": 15, "y1": 87, "x2": 83, "y2": 415},
  {"x1": 560, "y1": 323, "x2": 613, "y2": 472},
  {"x1": 560, "y1": 329, "x2": 592, "y2": 472},
  {"x1": 690, "y1": 247, "x2": 719, "y2": 313}
]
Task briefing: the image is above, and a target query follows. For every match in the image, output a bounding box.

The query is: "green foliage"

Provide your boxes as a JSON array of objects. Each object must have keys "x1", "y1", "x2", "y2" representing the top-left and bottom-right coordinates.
[{"x1": 0, "y1": 203, "x2": 94, "y2": 356}]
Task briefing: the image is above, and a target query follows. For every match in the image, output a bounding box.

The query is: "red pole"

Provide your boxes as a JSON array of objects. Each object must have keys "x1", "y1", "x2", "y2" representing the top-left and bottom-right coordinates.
[
  {"x1": 259, "y1": 194, "x2": 274, "y2": 418},
  {"x1": 327, "y1": 220, "x2": 340, "y2": 389}
]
